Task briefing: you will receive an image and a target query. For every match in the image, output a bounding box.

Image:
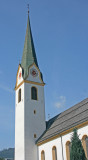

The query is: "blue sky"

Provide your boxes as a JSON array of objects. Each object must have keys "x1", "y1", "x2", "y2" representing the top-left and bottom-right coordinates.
[{"x1": 0, "y1": 0, "x2": 88, "y2": 150}]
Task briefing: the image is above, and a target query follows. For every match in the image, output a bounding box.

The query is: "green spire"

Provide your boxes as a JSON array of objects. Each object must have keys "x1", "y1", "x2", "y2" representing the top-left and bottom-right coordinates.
[{"x1": 21, "y1": 15, "x2": 38, "y2": 79}]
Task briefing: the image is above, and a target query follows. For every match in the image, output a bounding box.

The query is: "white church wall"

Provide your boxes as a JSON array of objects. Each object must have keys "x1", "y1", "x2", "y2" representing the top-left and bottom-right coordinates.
[
  {"x1": 78, "y1": 125, "x2": 88, "y2": 139},
  {"x1": 62, "y1": 132, "x2": 72, "y2": 160},
  {"x1": 38, "y1": 125, "x2": 88, "y2": 160},
  {"x1": 38, "y1": 137, "x2": 63, "y2": 160}
]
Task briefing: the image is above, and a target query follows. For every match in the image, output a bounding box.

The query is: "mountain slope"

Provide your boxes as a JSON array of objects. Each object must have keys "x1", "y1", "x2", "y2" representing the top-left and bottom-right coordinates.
[{"x1": 0, "y1": 148, "x2": 14, "y2": 158}]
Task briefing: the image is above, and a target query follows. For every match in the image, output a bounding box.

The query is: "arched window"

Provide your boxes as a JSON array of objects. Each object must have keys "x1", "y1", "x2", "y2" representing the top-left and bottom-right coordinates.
[
  {"x1": 18, "y1": 88, "x2": 21, "y2": 103},
  {"x1": 31, "y1": 87, "x2": 37, "y2": 100},
  {"x1": 52, "y1": 146, "x2": 57, "y2": 160},
  {"x1": 66, "y1": 141, "x2": 71, "y2": 160},
  {"x1": 82, "y1": 135, "x2": 88, "y2": 158},
  {"x1": 41, "y1": 150, "x2": 45, "y2": 160},
  {"x1": 85, "y1": 137, "x2": 88, "y2": 157}
]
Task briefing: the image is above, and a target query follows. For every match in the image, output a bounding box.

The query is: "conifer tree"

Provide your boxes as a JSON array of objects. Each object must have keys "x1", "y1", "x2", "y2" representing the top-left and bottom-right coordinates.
[{"x1": 70, "y1": 128, "x2": 86, "y2": 160}]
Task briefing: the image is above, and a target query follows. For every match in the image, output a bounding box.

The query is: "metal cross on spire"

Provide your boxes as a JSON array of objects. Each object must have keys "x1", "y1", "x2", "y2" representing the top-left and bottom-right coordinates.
[{"x1": 27, "y1": 4, "x2": 29, "y2": 15}]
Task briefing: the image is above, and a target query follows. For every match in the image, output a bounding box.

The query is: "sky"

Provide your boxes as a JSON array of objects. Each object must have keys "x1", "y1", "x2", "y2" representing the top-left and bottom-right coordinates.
[{"x1": 0, "y1": 0, "x2": 88, "y2": 150}]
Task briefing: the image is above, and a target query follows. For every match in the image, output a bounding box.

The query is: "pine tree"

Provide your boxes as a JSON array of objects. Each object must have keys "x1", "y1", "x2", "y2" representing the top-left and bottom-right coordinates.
[{"x1": 70, "y1": 128, "x2": 86, "y2": 160}]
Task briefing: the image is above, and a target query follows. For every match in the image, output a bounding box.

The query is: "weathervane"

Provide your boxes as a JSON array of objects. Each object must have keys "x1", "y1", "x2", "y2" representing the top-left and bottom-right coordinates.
[{"x1": 27, "y1": 4, "x2": 29, "y2": 15}]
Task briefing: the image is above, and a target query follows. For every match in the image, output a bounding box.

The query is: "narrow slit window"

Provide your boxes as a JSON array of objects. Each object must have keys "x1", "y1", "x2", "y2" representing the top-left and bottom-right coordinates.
[
  {"x1": 52, "y1": 146, "x2": 57, "y2": 160},
  {"x1": 34, "y1": 110, "x2": 36, "y2": 114},
  {"x1": 34, "y1": 134, "x2": 37, "y2": 138},
  {"x1": 41, "y1": 150, "x2": 45, "y2": 160},
  {"x1": 31, "y1": 87, "x2": 37, "y2": 100},
  {"x1": 18, "y1": 88, "x2": 21, "y2": 103}
]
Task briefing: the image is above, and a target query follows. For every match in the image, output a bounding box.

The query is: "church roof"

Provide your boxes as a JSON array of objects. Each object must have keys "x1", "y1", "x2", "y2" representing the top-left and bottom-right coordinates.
[
  {"x1": 21, "y1": 15, "x2": 38, "y2": 79},
  {"x1": 37, "y1": 98, "x2": 88, "y2": 145}
]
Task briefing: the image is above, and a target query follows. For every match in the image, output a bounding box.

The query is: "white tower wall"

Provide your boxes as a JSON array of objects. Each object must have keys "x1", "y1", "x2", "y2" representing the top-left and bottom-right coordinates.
[
  {"x1": 15, "y1": 79, "x2": 46, "y2": 160},
  {"x1": 24, "y1": 83, "x2": 46, "y2": 160},
  {"x1": 15, "y1": 84, "x2": 25, "y2": 160}
]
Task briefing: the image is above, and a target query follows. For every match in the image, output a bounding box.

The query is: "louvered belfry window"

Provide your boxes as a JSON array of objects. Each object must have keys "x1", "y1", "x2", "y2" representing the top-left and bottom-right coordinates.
[
  {"x1": 31, "y1": 87, "x2": 37, "y2": 100},
  {"x1": 52, "y1": 146, "x2": 57, "y2": 160}
]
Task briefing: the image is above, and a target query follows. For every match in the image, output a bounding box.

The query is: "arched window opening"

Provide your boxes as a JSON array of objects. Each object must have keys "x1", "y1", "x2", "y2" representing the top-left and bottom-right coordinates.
[
  {"x1": 31, "y1": 87, "x2": 37, "y2": 100},
  {"x1": 18, "y1": 88, "x2": 21, "y2": 103},
  {"x1": 85, "y1": 137, "x2": 88, "y2": 158},
  {"x1": 82, "y1": 135, "x2": 88, "y2": 158},
  {"x1": 52, "y1": 146, "x2": 57, "y2": 160},
  {"x1": 66, "y1": 141, "x2": 71, "y2": 160},
  {"x1": 41, "y1": 150, "x2": 45, "y2": 160}
]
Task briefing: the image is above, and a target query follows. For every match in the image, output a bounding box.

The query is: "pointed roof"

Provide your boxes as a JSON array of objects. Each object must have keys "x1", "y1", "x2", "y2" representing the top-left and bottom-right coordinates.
[{"x1": 21, "y1": 15, "x2": 38, "y2": 79}]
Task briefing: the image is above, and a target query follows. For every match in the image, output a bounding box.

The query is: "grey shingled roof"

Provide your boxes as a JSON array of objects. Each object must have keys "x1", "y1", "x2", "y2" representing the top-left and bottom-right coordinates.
[{"x1": 37, "y1": 98, "x2": 88, "y2": 144}]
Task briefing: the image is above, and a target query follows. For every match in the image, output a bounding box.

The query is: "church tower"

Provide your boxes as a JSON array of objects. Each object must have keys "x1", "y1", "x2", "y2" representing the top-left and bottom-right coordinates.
[{"x1": 15, "y1": 14, "x2": 46, "y2": 160}]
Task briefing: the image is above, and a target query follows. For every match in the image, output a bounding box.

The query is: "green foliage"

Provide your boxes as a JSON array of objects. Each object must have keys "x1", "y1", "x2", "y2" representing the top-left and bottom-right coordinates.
[{"x1": 70, "y1": 128, "x2": 86, "y2": 160}]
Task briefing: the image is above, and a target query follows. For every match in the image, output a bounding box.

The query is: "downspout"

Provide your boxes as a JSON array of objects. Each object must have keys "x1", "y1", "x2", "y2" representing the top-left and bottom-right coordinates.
[{"x1": 60, "y1": 135, "x2": 64, "y2": 160}]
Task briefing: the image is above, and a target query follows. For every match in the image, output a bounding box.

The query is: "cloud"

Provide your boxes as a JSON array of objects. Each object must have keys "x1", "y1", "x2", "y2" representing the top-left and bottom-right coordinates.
[
  {"x1": 0, "y1": 84, "x2": 14, "y2": 93},
  {"x1": 55, "y1": 96, "x2": 66, "y2": 108}
]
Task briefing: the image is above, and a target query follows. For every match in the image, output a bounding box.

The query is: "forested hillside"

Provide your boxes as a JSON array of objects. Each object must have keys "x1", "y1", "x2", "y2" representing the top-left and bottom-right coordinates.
[{"x1": 0, "y1": 148, "x2": 14, "y2": 159}]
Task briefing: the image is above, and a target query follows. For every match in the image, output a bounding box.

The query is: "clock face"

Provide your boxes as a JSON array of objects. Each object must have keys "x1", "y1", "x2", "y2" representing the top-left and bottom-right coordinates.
[
  {"x1": 19, "y1": 72, "x2": 22, "y2": 79},
  {"x1": 30, "y1": 68, "x2": 38, "y2": 77}
]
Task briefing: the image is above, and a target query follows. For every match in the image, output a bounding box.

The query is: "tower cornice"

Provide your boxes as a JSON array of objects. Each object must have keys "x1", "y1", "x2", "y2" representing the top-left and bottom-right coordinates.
[{"x1": 15, "y1": 80, "x2": 45, "y2": 90}]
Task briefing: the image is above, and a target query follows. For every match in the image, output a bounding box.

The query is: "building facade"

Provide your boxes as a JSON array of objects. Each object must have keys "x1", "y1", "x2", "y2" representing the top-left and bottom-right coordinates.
[{"x1": 15, "y1": 14, "x2": 88, "y2": 160}]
